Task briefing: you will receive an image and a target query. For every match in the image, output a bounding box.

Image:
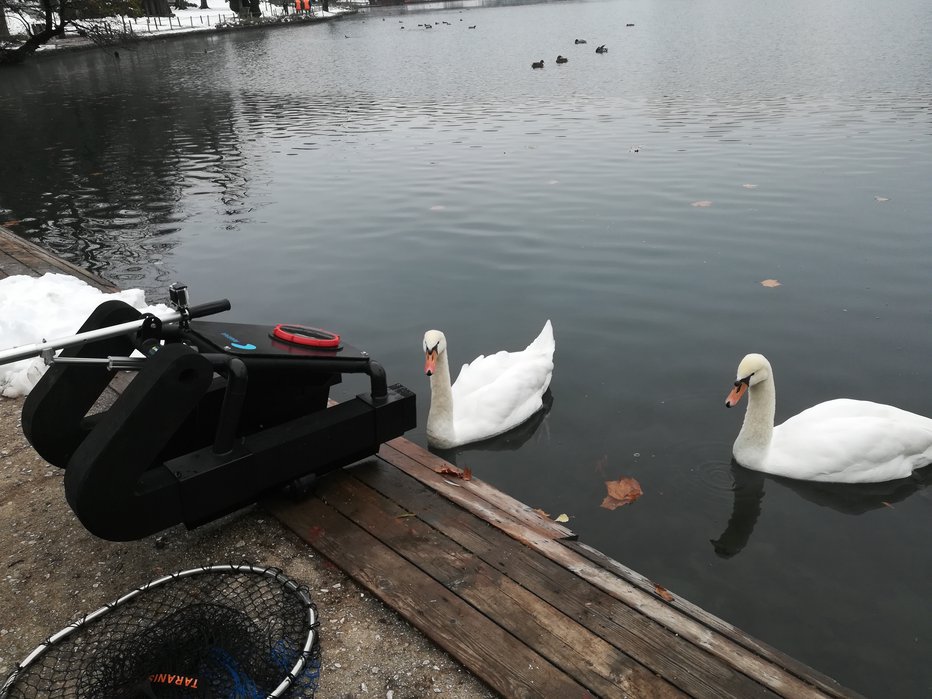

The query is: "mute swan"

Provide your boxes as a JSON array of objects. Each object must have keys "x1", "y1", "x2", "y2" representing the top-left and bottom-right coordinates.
[
  {"x1": 725, "y1": 353, "x2": 932, "y2": 483},
  {"x1": 423, "y1": 321, "x2": 555, "y2": 449}
]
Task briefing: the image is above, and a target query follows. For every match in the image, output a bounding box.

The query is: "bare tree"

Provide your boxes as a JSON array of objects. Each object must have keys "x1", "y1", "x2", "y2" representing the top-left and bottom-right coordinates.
[
  {"x1": 0, "y1": 0, "x2": 142, "y2": 65},
  {"x1": 0, "y1": 5, "x2": 10, "y2": 38}
]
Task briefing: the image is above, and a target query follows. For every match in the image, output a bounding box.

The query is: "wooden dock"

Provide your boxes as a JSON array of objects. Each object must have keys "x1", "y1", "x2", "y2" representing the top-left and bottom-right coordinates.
[{"x1": 0, "y1": 226, "x2": 863, "y2": 698}]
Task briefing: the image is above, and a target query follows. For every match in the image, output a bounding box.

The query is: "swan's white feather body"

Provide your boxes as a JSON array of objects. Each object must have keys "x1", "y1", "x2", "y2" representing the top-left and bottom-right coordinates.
[
  {"x1": 425, "y1": 321, "x2": 554, "y2": 448},
  {"x1": 769, "y1": 400, "x2": 932, "y2": 482},
  {"x1": 728, "y1": 354, "x2": 932, "y2": 483}
]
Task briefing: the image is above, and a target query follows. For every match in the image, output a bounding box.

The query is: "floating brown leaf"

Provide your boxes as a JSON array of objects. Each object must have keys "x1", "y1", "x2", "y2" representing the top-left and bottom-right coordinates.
[
  {"x1": 654, "y1": 583, "x2": 674, "y2": 602},
  {"x1": 760, "y1": 279, "x2": 781, "y2": 287},
  {"x1": 601, "y1": 496, "x2": 622, "y2": 510},
  {"x1": 600, "y1": 477, "x2": 643, "y2": 510},
  {"x1": 690, "y1": 200, "x2": 713, "y2": 208},
  {"x1": 606, "y1": 477, "x2": 642, "y2": 502}
]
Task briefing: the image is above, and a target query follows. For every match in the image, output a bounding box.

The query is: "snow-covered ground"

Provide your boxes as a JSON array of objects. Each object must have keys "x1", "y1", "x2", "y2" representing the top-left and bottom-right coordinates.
[{"x1": 0, "y1": 273, "x2": 171, "y2": 397}]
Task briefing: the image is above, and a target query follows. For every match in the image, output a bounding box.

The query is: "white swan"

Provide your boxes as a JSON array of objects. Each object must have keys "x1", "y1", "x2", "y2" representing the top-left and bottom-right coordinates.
[
  {"x1": 725, "y1": 353, "x2": 932, "y2": 483},
  {"x1": 422, "y1": 321, "x2": 555, "y2": 449}
]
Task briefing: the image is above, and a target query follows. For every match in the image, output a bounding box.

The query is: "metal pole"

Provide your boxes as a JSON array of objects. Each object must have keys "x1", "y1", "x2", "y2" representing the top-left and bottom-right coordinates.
[
  {"x1": 0, "y1": 310, "x2": 184, "y2": 367},
  {"x1": 51, "y1": 356, "x2": 149, "y2": 370}
]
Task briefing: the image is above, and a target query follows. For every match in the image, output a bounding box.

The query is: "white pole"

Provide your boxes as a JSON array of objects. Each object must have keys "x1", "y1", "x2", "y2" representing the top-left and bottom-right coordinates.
[{"x1": 0, "y1": 310, "x2": 185, "y2": 367}]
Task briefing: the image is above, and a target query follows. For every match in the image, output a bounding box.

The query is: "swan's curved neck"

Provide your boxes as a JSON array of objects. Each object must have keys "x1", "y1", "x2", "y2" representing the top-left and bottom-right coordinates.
[
  {"x1": 734, "y1": 377, "x2": 776, "y2": 468},
  {"x1": 426, "y1": 350, "x2": 455, "y2": 443}
]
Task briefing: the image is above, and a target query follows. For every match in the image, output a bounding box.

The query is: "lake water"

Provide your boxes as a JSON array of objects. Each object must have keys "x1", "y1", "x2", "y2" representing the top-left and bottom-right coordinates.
[{"x1": 2, "y1": 0, "x2": 931, "y2": 695}]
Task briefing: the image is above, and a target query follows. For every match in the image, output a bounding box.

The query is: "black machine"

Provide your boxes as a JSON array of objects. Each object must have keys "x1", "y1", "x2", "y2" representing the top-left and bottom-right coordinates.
[{"x1": 12, "y1": 284, "x2": 416, "y2": 541}]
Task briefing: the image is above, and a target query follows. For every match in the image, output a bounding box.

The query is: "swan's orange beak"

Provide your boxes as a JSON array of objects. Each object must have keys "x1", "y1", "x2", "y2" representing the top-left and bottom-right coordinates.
[
  {"x1": 424, "y1": 349, "x2": 437, "y2": 376},
  {"x1": 725, "y1": 380, "x2": 749, "y2": 408}
]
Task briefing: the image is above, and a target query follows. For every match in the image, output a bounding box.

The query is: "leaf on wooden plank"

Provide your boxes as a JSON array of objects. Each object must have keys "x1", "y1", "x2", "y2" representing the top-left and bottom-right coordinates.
[
  {"x1": 2, "y1": 220, "x2": 21, "y2": 227},
  {"x1": 395, "y1": 513, "x2": 417, "y2": 519},
  {"x1": 690, "y1": 200, "x2": 713, "y2": 207},
  {"x1": 533, "y1": 508, "x2": 550, "y2": 518},
  {"x1": 760, "y1": 279, "x2": 781, "y2": 287},
  {"x1": 654, "y1": 583, "x2": 674, "y2": 602},
  {"x1": 601, "y1": 477, "x2": 643, "y2": 510},
  {"x1": 555, "y1": 513, "x2": 570, "y2": 523},
  {"x1": 437, "y1": 465, "x2": 470, "y2": 480}
]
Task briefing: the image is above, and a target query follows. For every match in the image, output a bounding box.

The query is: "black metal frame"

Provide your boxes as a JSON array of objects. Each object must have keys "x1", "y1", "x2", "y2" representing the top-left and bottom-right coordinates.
[{"x1": 21, "y1": 299, "x2": 416, "y2": 541}]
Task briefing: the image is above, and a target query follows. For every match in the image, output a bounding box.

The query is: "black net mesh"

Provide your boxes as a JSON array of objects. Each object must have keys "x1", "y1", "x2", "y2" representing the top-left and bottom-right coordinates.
[{"x1": 1, "y1": 565, "x2": 320, "y2": 699}]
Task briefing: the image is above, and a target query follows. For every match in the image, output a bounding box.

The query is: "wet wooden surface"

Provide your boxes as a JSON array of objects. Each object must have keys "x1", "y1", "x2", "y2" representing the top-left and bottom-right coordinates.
[{"x1": 0, "y1": 224, "x2": 116, "y2": 290}]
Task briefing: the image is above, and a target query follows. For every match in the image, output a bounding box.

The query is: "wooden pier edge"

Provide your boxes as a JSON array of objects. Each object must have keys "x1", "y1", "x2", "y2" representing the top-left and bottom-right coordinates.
[
  {"x1": 0, "y1": 225, "x2": 865, "y2": 699},
  {"x1": 374, "y1": 437, "x2": 859, "y2": 699},
  {"x1": 0, "y1": 224, "x2": 117, "y2": 292}
]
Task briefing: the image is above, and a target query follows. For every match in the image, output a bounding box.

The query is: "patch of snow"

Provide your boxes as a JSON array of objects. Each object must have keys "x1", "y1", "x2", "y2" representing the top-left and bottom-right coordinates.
[{"x1": 0, "y1": 273, "x2": 170, "y2": 397}]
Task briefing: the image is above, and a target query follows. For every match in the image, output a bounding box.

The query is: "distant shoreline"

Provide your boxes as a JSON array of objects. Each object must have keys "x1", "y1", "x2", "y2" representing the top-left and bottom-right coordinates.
[{"x1": 27, "y1": 6, "x2": 357, "y2": 61}]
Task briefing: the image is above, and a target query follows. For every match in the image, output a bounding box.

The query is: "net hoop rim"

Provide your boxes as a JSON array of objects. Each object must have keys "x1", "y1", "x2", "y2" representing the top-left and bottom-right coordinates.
[{"x1": 0, "y1": 563, "x2": 318, "y2": 699}]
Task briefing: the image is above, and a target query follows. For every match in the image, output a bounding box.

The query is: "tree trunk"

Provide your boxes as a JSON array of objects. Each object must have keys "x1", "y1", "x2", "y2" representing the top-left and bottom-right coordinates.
[
  {"x1": 0, "y1": 10, "x2": 10, "y2": 39},
  {"x1": 141, "y1": 0, "x2": 173, "y2": 16},
  {"x1": 321, "y1": 0, "x2": 328, "y2": 13},
  {"x1": 199, "y1": 0, "x2": 208, "y2": 8},
  {"x1": 248, "y1": 0, "x2": 260, "y2": 17},
  {"x1": 0, "y1": 25, "x2": 59, "y2": 64},
  {"x1": 0, "y1": 0, "x2": 61, "y2": 65}
]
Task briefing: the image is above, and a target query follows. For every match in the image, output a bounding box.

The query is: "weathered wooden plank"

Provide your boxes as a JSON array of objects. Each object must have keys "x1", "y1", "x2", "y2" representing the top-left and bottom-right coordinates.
[
  {"x1": 537, "y1": 539, "x2": 850, "y2": 698},
  {"x1": 4, "y1": 246, "x2": 61, "y2": 276},
  {"x1": 375, "y1": 444, "x2": 855, "y2": 698},
  {"x1": 0, "y1": 250, "x2": 34, "y2": 279},
  {"x1": 314, "y1": 468, "x2": 686, "y2": 699},
  {"x1": 564, "y1": 541, "x2": 863, "y2": 699},
  {"x1": 381, "y1": 439, "x2": 575, "y2": 542},
  {"x1": 269, "y1": 491, "x2": 593, "y2": 699},
  {"x1": 0, "y1": 226, "x2": 116, "y2": 291},
  {"x1": 351, "y1": 459, "x2": 787, "y2": 699}
]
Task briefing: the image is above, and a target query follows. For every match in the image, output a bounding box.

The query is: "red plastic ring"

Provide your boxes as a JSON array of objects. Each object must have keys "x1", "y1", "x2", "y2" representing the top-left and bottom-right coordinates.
[{"x1": 271, "y1": 324, "x2": 340, "y2": 348}]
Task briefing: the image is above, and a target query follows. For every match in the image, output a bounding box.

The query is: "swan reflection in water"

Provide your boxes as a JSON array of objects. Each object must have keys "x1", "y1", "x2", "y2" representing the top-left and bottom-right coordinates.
[
  {"x1": 428, "y1": 391, "x2": 553, "y2": 464},
  {"x1": 711, "y1": 462, "x2": 932, "y2": 558}
]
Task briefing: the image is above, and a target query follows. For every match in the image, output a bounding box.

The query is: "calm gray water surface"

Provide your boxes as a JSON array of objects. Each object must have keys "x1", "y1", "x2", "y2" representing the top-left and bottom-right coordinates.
[{"x1": 2, "y1": 0, "x2": 932, "y2": 695}]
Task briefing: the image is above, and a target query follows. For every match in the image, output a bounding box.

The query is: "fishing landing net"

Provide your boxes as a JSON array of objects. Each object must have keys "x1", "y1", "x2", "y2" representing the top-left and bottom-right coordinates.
[{"x1": 1, "y1": 564, "x2": 320, "y2": 699}]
